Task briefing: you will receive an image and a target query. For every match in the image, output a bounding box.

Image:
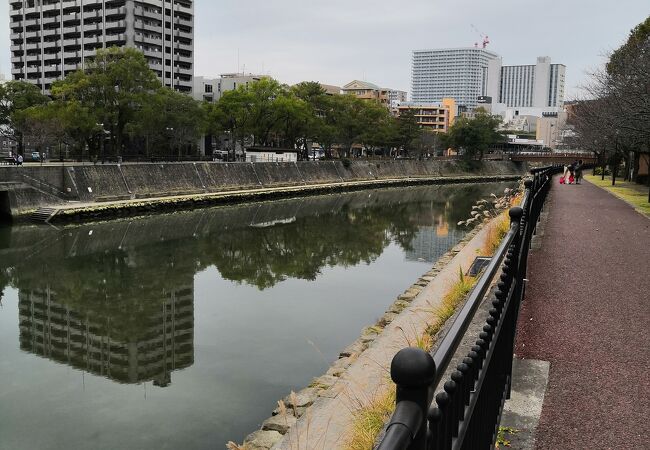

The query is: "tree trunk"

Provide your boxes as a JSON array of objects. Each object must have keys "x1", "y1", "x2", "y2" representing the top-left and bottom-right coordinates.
[
  {"x1": 647, "y1": 157, "x2": 650, "y2": 203},
  {"x1": 17, "y1": 133, "x2": 24, "y2": 156}
]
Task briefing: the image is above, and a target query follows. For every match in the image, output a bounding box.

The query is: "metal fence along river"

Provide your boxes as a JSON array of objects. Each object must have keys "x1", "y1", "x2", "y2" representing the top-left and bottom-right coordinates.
[{"x1": 377, "y1": 166, "x2": 560, "y2": 450}]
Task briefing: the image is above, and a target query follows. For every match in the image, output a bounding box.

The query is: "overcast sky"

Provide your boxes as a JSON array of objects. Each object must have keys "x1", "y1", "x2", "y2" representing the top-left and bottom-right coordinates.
[{"x1": 1, "y1": 0, "x2": 648, "y2": 99}]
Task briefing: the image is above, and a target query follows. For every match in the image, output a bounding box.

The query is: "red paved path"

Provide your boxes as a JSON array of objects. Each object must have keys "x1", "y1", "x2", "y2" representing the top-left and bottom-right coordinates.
[{"x1": 515, "y1": 178, "x2": 650, "y2": 450}]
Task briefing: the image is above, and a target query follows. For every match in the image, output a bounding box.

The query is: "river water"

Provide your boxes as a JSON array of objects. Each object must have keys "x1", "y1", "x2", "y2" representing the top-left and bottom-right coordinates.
[{"x1": 0, "y1": 182, "x2": 513, "y2": 450}]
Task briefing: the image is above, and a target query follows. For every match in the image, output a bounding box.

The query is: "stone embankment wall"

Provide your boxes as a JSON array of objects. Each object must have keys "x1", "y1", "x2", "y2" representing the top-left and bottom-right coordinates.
[
  {"x1": 0, "y1": 160, "x2": 527, "y2": 218},
  {"x1": 242, "y1": 223, "x2": 489, "y2": 450}
]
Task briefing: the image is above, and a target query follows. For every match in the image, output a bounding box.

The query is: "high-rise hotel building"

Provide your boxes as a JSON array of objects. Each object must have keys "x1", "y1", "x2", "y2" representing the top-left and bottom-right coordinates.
[
  {"x1": 499, "y1": 57, "x2": 565, "y2": 108},
  {"x1": 9, "y1": 0, "x2": 194, "y2": 94},
  {"x1": 411, "y1": 48, "x2": 501, "y2": 108},
  {"x1": 412, "y1": 48, "x2": 566, "y2": 111}
]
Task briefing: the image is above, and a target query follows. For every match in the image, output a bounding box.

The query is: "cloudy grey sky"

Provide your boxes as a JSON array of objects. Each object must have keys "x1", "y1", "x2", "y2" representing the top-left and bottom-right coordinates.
[{"x1": 2, "y1": 0, "x2": 648, "y2": 99}]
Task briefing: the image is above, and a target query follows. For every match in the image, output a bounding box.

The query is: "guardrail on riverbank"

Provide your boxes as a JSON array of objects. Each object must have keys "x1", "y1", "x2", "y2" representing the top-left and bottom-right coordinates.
[{"x1": 376, "y1": 165, "x2": 561, "y2": 450}]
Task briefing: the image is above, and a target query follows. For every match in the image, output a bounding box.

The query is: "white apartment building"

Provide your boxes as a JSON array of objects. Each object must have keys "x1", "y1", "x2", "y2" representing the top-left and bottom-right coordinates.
[
  {"x1": 411, "y1": 47, "x2": 501, "y2": 108},
  {"x1": 498, "y1": 57, "x2": 565, "y2": 108},
  {"x1": 9, "y1": 0, "x2": 194, "y2": 94},
  {"x1": 192, "y1": 73, "x2": 263, "y2": 103},
  {"x1": 193, "y1": 73, "x2": 265, "y2": 155},
  {"x1": 387, "y1": 89, "x2": 407, "y2": 108}
]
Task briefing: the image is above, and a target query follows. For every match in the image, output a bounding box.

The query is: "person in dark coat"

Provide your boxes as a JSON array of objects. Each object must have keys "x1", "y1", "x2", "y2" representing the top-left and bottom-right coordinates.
[{"x1": 574, "y1": 160, "x2": 583, "y2": 184}]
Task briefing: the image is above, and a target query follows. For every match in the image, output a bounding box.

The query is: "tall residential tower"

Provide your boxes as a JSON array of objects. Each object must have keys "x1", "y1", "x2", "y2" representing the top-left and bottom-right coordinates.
[
  {"x1": 411, "y1": 47, "x2": 501, "y2": 108},
  {"x1": 9, "y1": 0, "x2": 194, "y2": 94}
]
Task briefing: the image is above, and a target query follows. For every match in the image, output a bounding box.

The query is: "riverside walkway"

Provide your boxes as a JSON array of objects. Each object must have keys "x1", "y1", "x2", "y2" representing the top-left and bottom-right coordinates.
[{"x1": 514, "y1": 177, "x2": 649, "y2": 449}]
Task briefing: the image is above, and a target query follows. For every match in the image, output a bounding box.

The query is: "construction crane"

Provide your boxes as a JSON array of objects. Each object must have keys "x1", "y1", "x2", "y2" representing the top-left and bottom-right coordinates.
[{"x1": 471, "y1": 24, "x2": 490, "y2": 49}]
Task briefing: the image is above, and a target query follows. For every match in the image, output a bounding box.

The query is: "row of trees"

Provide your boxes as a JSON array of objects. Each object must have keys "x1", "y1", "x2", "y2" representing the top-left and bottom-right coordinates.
[
  {"x1": 571, "y1": 16, "x2": 650, "y2": 196},
  {"x1": 0, "y1": 47, "x2": 505, "y2": 161},
  {"x1": 204, "y1": 77, "x2": 432, "y2": 160},
  {"x1": 0, "y1": 48, "x2": 204, "y2": 160}
]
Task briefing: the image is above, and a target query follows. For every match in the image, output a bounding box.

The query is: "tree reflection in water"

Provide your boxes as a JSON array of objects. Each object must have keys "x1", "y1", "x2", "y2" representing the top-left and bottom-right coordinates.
[{"x1": 0, "y1": 182, "x2": 510, "y2": 385}]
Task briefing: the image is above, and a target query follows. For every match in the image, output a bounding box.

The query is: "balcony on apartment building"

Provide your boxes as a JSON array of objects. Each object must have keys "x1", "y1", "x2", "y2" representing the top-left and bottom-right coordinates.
[
  {"x1": 25, "y1": 29, "x2": 42, "y2": 40},
  {"x1": 106, "y1": 33, "x2": 127, "y2": 45},
  {"x1": 173, "y1": 28, "x2": 193, "y2": 40},
  {"x1": 174, "y1": 15, "x2": 193, "y2": 27},
  {"x1": 174, "y1": 41, "x2": 192, "y2": 52},
  {"x1": 62, "y1": 25, "x2": 80, "y2": 35},
  {"x1": 142, "y1": 48, "x2": 163, "y2": 60},
  {"x1": 174, "y1": 53, "x2": 193, "y2": 64},
  {"x1": 82, "y1": 22, "x2": 103, "y2": 33},
  {"x1": 105, "y1": 20, "x2": 126, "y2": 31},
  {"x1": 137, "y1": 35, "x2": 163, "y2": 46},
  {"x1": 134, "y1": 6, "x2": 162, "y2": 21},
  {"x1": 174, "y1": 79, "x2": 193, "y2": 92},
  {"x1": 43, "y1": 28, "x2": 60, "y2": 38},
  {"x1": 135, "y1": 20, "x2": 163, "y2": 33}
]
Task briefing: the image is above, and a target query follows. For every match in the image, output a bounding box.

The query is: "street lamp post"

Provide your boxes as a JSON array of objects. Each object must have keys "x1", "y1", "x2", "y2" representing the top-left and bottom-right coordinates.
[
  {"x1": 166, "y1": 127, "x2": 175, "y2": 160},
  {"x1": 97, "y1": 123, "x2": 110, "y2": 164}
]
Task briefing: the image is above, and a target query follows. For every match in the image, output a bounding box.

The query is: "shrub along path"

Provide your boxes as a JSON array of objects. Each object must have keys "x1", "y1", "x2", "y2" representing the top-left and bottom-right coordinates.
[{"x1": 514, "y1": 177, "x2": 649, "y2": 449}]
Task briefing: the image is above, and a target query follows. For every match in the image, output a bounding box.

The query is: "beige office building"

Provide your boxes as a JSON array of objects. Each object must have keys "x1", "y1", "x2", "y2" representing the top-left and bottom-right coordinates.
[{"x1": 397, "y1": 98, "x2": 456, "y2": 133}]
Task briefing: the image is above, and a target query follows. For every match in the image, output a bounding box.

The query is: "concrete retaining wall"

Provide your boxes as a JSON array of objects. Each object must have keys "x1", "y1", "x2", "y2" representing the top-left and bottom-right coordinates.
[{"x1": 0, "y1": 160, "x2": 528, "y2": 218}]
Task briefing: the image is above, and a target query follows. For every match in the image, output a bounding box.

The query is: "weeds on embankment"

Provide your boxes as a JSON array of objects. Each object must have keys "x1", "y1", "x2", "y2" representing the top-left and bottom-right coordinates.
[
  {"x1": 345, "y1": 268, "x2": 476, "y2": 450},
  {"x1": 345, "y1": 184, "x2": 525, "y2": 449}
]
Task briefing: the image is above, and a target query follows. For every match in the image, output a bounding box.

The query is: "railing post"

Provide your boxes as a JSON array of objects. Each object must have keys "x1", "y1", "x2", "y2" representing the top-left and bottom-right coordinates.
[
  {"x1": 389, "y1": 347, "x2": 436, "y2": 450},
  {"x1": 505, "y1": 207, "x2": 523, "y2": 400},
  {"x1": 523, "y1": 179, "x2": 533, "y2": 240}
]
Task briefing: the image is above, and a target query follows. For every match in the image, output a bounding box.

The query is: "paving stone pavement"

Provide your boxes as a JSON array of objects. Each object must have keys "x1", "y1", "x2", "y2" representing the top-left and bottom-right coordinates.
[{"x1": 514, "y1": 178, "x2": 650, "y2": 450}]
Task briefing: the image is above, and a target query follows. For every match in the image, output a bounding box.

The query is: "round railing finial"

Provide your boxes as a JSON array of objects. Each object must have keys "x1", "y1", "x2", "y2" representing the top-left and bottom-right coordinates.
[
  {"x1": 390, "y1": 347, "x2": 436, "y2": 388},
  {"x1": 509, "y1": 206, "x2": 524, "y2": 223}
]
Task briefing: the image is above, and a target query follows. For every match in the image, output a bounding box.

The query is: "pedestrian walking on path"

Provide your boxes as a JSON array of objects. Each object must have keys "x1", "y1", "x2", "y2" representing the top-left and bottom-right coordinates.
[{"x1": 514, "y1": 177, "x2": 649, "y2": 449}]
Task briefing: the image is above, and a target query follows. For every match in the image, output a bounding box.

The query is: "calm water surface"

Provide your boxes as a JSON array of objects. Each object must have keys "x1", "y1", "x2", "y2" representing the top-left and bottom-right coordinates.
[{"x1": 0, "y1": 182, "x2": 512, "y2": 450}]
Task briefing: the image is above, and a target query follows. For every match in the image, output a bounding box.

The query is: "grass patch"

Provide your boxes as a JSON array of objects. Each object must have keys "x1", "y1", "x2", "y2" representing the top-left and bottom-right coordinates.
[
  {"x1": 345, "y1": 269, "x2": 476, "y2": 450},
  {"x1": 480, "y1": 210, "x2": 511, "y2": 256},
  {"x1": 495, "y1": 426, "x2": 519, "y2": 448},
  {"x1": 345, "y1": 389, "x2": 396, "y2": 450},
  {"x1": 425, "y1": 268, "x2": 476, "y2": 338},
  {"x1": 584, "y1": 175, "x2": 650, "y2": 217}
]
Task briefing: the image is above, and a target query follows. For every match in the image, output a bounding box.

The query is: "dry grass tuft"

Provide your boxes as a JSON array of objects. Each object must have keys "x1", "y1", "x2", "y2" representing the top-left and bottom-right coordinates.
[
  {"x1": 344, "y1": 268, "x2": 476, "y2": 450},
  {"x1": 425, "y1": 268, "x2": 476, "y2": 338},
  {"x1": 480, "y1": 210, "x2": 511, "y2": 256},
  {"x1": 345, "y1": 388, "x2": 396, "y2": 450}
]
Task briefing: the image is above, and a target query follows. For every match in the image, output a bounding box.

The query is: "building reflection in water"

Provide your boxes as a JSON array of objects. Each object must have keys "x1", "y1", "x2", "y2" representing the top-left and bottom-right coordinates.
[
  {"x1": 405, "y1": 206, "x2": 465, "y2": 263},
  {"x1": 4, "y1": 183, "x2": 509, "y2": 388},
  {"x1": 18, "y1": 285, "x2": 194, "y2": 387},
  {"x1": 405, "y1": 227, "x2": 464, "y2": 263}
]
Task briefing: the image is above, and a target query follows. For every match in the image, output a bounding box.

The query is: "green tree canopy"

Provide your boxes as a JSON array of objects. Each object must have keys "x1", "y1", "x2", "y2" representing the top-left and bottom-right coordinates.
[
  {"x1": 0, "y1": 80, "x2": 49, "y2": 154},
  {"x1": 445, "y1": 111, "x2": 502, "y2": 160},
  {"x1": 51, "y1": 47, "x2": 162, "y2": 157}
]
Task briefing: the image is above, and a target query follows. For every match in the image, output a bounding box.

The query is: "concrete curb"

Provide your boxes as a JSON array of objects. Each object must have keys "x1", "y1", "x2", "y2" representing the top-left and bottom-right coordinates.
[
  {"x1": 498, "y1": 359, "x2": 551, "y2": 450},
  {"x1": 20, "y1": 175, "x2": 522, "y2": 224}
]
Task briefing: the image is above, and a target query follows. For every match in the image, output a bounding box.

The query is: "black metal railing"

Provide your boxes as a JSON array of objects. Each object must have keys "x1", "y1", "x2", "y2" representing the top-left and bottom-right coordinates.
[{"x1": 377, "y1": 165, "x2": 562, "y2": 450}]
